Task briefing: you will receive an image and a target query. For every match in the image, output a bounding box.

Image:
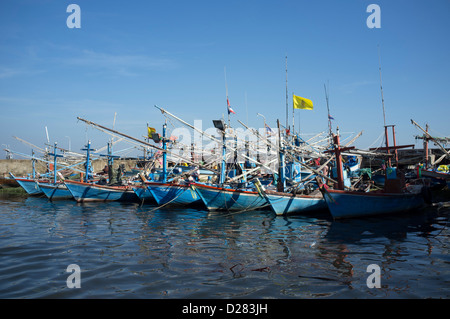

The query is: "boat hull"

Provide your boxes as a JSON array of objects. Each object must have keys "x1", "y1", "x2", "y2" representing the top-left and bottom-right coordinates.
[
  {"x1": 192, "y1": 183, "x2": 267, "y2": 212},
  {"x1": 322, "y1": 188, "x2": 426, "y2": 219},
  {"x1": 132, "y1": 185, "x2": 156, "y2": 204},
  {"x1": 13, "y1": 177, "x2": 46, "y2": 195},
  {"x1": 263, "y1": 190, "x2": 327, "y2": 216},
  {"x1": 421, "y1": 169, "x2": 450, "y2": 188},
  {"x1": 0, "y1": 177, "x2": 19, "y2": 187},
  {"x1": 146, "y1": 182, "x2": 203, "y2": 207},
  {"x1": 64, "y1": 180, "x2": 139, "y2": 202},
  {"x1": 39, "y1": 182, "x2": 73, "y2": 200}
]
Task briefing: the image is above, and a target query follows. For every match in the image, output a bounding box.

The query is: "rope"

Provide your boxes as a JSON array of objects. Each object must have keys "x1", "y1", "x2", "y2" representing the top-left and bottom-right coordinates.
[
  {"x1": 367, "y1": 130, "x2": 385, "y2": 149},
  {"x1": 212, "y1": 200, "x2": 273, "y2": 217},
  {"x1": 213, "y1": 185, "x2": 271, "y2": 215}
]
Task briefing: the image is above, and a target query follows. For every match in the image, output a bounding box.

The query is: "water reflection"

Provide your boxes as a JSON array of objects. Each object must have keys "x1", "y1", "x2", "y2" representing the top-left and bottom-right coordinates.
[{"x1": 0, "y1": 195, "x2": 448, "y2": 298}]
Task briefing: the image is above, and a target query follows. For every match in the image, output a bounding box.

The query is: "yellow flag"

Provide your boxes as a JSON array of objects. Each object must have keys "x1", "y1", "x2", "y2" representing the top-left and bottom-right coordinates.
[
  {"x1": 147, "y1": 126, "x2": 156, "y2": 138},
  {"x1": 293, "y1": 95, "x2": 313, "y2": 110}
]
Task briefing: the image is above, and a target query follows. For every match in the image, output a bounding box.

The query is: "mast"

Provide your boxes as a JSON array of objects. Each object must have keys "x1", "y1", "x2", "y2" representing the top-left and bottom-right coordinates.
[
  {"x1": 378, "y1": 45, "x2": 392, "y2": 166},
  {"x1": 378, "y1": 44, "x2": 390, "y2": 158},
  {"x1": 292, "y1": 91, "x2": 295, "y2": 140},
  {"x1": 53, "y1": 143, "x2": 57, "y2": 184},
  {"x1": 324, "y1": 131, "x2": 355, "y2": 190},
  {"x1": 220, "y1": 127, "x2": 226, "y2": 185},
  {"x1": 285, "y1": 56, "x2": 288, "y2": 134},
  {"x1": 378, "y1": 45, "x2": 387, "y2": 129},
  {"x1": 424, "y1": 124, "x2": 429, "y2": 169},
  {"x1": 31, "y1": 149, "x2": 36, "y2": 179},
  {"x1": 277, "y1": 119, "x2": 286, "y2": 192},
  {"x1": 81, "y1": 141, "x2": 93, "y2": 183},
  {"x1": 224, "y1": 67, "x2": 230, "y2": 128},
  {"x1": 48, "y1": 142, "x2": 63, "y2": 184},
  {"x1": 324, "y1": 83, "x2": 332, "y2": 139},
  {"x1": 154, "y1": 106, "x2": 277, "y2": 175},
  {"x1": 162, "y1": 121, "x2": 167, "y2": 183}
]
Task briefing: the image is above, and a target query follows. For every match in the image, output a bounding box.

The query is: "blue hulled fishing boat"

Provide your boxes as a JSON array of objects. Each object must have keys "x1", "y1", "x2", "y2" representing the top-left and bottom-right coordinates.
[
  {"x1": 191, "y1": 182, "x2": 267, "y2": 212},
  {"x1": 189, "y1": 116, "x2": 269, "y2": 212},
  {"x1": 64, "y1": 179, "x2": 138, "y2": 202},
  {"x1": 39, "y1": 182, "x2": 73, "y2": 200},
  {"x1": 256, "y1": 120, "x2": 329, "y2": 216},
  {"x1": 9, "y1": 150, "x2": 48, "y2": 195},
  {"x1": 321, "y1": 186, "x2": 426, "y2": 219},
  {"x1": 132, "y1": 184, "x2": 155, "y2": 203},
  {"x1": 132, "y1": 121, "x2": 207, "y2": 208},
  {"x1": 262, "y1": 189, "x2": 326, "y2": 216},
  {"x1": 320, "y1": 131, "x2": 427, "y2": 219},
  {"x1": 38, "y1": 142, "x2": 73, "y2": 200},
  {"x1": 146, "y1": 181, "x2": 204, "y2": 207},
  {"x1": 11, "y1": 175, "x2": 47, "y2": 195},
  {"x1": 63, "y1": 140, "x2": 138, "y2": 202}
]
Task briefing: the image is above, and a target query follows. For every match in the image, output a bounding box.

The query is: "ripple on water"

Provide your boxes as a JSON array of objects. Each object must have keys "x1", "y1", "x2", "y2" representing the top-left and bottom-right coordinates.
[{"x1": 0, "y1": 197, "x2": 449, "y2": 298}]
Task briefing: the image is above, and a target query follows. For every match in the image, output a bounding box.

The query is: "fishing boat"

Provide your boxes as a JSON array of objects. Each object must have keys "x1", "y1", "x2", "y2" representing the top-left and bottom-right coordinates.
[
  {"x1": 411, "y1": 119, "x2": 450, "y2": 189},
  {"x1": 36, "y1": 142, "x2": 73, "y2": 200},
  {"x1": 38, "y1": 182, "x2": 73, "y2": 200},
  {"x1": 261, "y1": 188, "x2": 326, "y2": 216},
  {"x1": 191, "y1": 182, "x2": 267, "y2": 212},
  {"x1": 410, "y1": 120, "x2": 450, "y2": 189},
  {"x1": 186, "y1": 115, "x2": 270, "y2": 212},
  {"x1": 254, "y1": 161, "x2": 327, "y2": 217},
  {"x1": 421, "y1": 167, "x2": 450, "y2": 189},
  {"x1": 320, "y1": 132, "x2": 428, "y2": 219},
  {"x1": 0, "y1": 176, "x2": 18, "y2": 187},
  {"x1": 132, "y1": 184, "x2": 155, "y2": 203},
  {"x1": 133, "y1": 166, "x2": 214, "y2": 205},
  {"x1": 8, "y1": 145, "x2": 86, "y2": 198},
  {"x1": 146, "y1": 181, "x2": 204, "y2": 207},
  {"x1": 321, "y1": 186, "x2": 426, "y2": 219},
  {"x1": 10, "y1": 174, "x2": 48, "y2": 195},
  {"x1": 64, "y1": 179, "x2": 138, "y2": 202},
  {"x1": 257, "y1": 156, "x2": 328, "y2": 216},
  {"x1": 62, "y1": 140, "x2": 138, "y2": 202},
  {"x1": 9, "y1": 149, "x2": 48, "y2": 195},
  {"x1": 254, "y1": 118, "x2": 329, "y2": 216},
  {"x1": 139, "y1": 122, "x2": 205, "y2": 207},
  {"x1": 73, "y1": 118, "x2": 204, "y2": 207}
]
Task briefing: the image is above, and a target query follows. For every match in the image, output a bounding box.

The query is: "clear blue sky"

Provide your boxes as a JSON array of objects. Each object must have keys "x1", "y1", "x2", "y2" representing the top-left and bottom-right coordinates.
[{"x1": 1, "y1": 0, "x2": 449, "y2": 159}]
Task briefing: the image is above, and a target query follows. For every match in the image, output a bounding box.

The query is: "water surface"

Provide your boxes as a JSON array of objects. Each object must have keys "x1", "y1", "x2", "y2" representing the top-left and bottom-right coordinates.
[{"x1": 0, "y1": 195, "x2": 448, "y2": 299}]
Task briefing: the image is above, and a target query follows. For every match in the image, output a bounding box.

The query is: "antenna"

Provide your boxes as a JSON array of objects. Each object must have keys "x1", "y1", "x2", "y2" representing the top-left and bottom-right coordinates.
[
  {"x1": 112, "y1": 112, "x2": 117, "y2": 144},
  {"x1": 285, "y1": 55, "x2": 288, "y2": 132},
  {"x1": 224, "y1": 66, "x2": 230, "y2": 127},
  {"x1": 324, "y1": 82, "x2": 332, "y2": 138},
  {"x1": 245, "y1": 91, "x2": 248, "y2": 126},
  {"x1": 45, "y1": 126, "x2": 50, "y2": 144},
  {"x1": 378, "y1": 44, "x2": 386, "y2": 127}
]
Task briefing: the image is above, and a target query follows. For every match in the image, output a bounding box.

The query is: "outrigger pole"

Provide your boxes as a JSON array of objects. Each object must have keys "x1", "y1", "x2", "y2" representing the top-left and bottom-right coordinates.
[
  {"x1": 76, "y1": 116, "x2": 193, "y2": 165},
  {"x1": 154, "y1": 106, "x2": 280, "y2": 177},
  {"x1": 411, "y1": 119, "x2": 450, "y2": 165},
  {"x1": 285, "y1": 56, "x2": 289, "y2": 136}
]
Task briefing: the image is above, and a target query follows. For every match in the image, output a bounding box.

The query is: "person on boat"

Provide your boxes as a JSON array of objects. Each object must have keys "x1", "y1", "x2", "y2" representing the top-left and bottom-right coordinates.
[
  {"x1": 100, "y1": 165, "x2": 109, "y2": 175},
  {"x1": 149, "y1": 168, "x2": 156, "y2": 181},
  {"x1": 190, "y1": 166, "x2": 200, "y2": 182}
]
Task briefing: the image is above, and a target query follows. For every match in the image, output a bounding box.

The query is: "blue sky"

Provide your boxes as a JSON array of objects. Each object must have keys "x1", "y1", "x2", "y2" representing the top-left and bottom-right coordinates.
[{"x1": 1, "y1": 0, "x2": 449, "y2": 159}]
